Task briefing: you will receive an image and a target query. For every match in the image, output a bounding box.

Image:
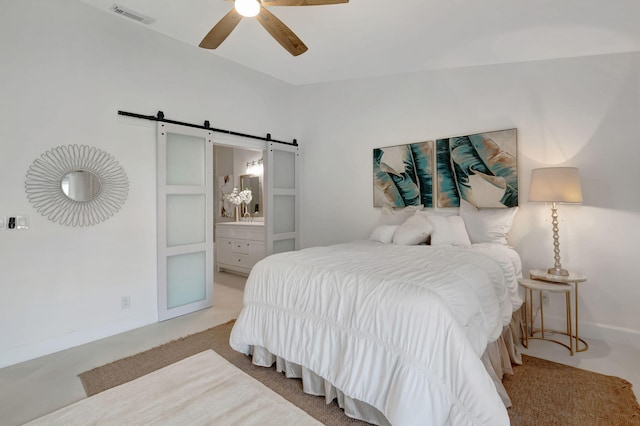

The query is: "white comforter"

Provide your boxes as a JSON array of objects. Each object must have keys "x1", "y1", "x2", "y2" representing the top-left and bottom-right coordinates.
[{"x1": 230, "y1": 241, "x2": 522, "y2": 426}]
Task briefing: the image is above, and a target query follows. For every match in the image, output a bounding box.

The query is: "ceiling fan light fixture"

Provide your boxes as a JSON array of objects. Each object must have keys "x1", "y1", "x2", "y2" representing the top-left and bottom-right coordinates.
[{"x1": 235, "y1": 0, "x2": 260, "y2": 17}]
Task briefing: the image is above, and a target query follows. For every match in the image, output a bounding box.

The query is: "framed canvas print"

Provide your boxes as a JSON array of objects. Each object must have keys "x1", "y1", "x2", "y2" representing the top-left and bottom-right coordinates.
[
  {"x1": 436, "y1": 128, "x2": 518, "y2": 208},
  {"x1": 373, "y1": 141, "x2": 434, "y2": 207}
]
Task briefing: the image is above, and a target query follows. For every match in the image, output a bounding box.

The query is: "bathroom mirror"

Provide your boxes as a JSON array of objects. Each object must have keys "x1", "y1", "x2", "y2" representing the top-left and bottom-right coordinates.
[
  {"x1": 61, "y1": 170, "x2": 102, "y2": 201},
  {"x1": 25, "y1": 145, "x2": 129, "y2": 226},
  {"x1": 240, "y1": 174, "x2": 262, "y2": 217}
]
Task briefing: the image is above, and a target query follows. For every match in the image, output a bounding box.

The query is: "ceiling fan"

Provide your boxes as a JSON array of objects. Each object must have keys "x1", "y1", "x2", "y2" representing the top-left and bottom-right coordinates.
[{"x1": 199, "y1": 0, "x2": 349, "y2": 56}]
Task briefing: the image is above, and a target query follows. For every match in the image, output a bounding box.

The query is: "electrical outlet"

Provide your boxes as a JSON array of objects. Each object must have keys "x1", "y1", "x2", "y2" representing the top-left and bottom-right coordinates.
[
  {"x1": 542, "y1": 293, "x2": 549, "y2": 306},
  {"x1": 0, "y1": 217, "x2": 6, "y2": 230},
  {"x1": 15, "y1": 215, "x2": 29, "y2": 230},
  {"x1": 121, "y1": 296, "x2": 131, "y2": 310}
]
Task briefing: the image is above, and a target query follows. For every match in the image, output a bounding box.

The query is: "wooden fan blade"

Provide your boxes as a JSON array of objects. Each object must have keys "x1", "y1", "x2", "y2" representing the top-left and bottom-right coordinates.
[
  {"x1": 262, "y1": 0, "x2": 348, "y2": 5},
  {"x1": 199, "y1": 8, "x2": 242, "y2": 49},
  {"x1": 256, "y1": 7, "x2": 308, "y2": 56}
]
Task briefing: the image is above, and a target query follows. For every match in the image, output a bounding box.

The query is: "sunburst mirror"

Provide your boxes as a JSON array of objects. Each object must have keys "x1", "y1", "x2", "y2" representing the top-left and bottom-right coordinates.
[{"x1": 25, "y1": 145, "x2": 129, "y2": 226}]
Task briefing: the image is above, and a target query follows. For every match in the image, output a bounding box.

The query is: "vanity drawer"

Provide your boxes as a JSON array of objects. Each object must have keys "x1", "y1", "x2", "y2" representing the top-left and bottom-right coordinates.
[
  {"x1": 230, "y1": 254, "x2": 250, "y2": 268},
  {"x1": 232, "y1": 240, "x2": 251, "y2": 255},
  {"x1": 217, "y1": 227, "x2": 246, "y2": 239},
  {"x1": 215, "y1": 224, "x2": 265, "y2": 241},
  {"x1": 246, "y1": 229, "x2": 265, "y2": 241}
]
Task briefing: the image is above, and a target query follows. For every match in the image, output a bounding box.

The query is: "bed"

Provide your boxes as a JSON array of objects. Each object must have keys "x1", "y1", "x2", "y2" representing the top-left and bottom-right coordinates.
[{"x1": 229, "y1": 218, "x2": 523, "y2": 426}]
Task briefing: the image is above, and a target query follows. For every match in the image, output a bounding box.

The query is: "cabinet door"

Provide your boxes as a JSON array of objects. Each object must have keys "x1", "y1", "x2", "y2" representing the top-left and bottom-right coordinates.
[
  {"x1": 216, "y1": 238, "x2": 235, "y2": 265},
  {"x1": 248, "y1": 241, "x2": 266, "y2": 268}
]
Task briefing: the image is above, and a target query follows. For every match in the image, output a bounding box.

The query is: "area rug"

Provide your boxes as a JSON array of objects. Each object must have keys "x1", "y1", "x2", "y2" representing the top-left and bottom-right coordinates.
[
  {"x1": 80, "y1": 320, "x2": 640, "y2": 426},
  {"x1": 30, "y1": 350, "x2": 321, "y2": 425}
]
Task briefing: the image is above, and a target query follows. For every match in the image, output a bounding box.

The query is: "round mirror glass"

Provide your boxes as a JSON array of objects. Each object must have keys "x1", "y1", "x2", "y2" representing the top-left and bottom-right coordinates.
[{"x1": 61, "y1": 170, "x2": 102, "y2": 201}]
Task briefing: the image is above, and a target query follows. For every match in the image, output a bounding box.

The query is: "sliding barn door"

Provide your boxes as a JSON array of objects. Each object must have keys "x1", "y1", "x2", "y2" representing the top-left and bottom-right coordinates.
[
  {"x1": 265, "y1": 142, "x2": 299, "y2": 255},
  {"x1": 157, "y1": 123, "x2": 214, "y2": 321}
]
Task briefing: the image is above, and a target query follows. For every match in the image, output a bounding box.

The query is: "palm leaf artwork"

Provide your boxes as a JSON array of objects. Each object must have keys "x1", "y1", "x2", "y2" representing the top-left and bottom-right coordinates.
[
  {"x1": 410, "y1": 143, "x2": 434, "y2": 207},
  {"x1": 437, "y1": 129, "x2": 518, "y2": 208},
  {"x1": 373, "y1": 148, "x2": 404, "y2": 206},
  {"x1": 468, "y1": 133, "x2": 518, "y2": 207},
  {"x1": 373, "y1": 141, "x2": 434, "y2": 207},
  {"x1": 436, "y1": 139, "x2": 460, "y2": 207}
]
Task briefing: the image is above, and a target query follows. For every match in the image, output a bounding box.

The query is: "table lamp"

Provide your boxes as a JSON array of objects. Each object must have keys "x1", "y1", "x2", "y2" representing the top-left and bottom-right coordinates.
[{"x1": 528, "y1": 167, "x2": 583, "y2": 276}]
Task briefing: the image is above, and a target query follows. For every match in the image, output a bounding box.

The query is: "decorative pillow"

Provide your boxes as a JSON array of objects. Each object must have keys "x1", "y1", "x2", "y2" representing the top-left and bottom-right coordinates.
[
  {"x1": 459, "y1": 199, "x2": 518, "y2": 245},
  {"x1": 427, "y1": 215, "x2": 472, "y2": 247},
  {"x1": 369, "y1": 225, "x2": 399, "y2": 244},
  {"x1": 379, "y1": 205, "x2": 423, "y2": 225},
  {"x1": 392, "y1": 213, "x2": 433, "y2": 245}
]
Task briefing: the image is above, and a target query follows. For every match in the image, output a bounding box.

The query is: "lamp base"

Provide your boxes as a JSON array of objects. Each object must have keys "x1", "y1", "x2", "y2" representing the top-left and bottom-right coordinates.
[{"x1": 547, "y1": 267, "x2": 569, "y2": 276}]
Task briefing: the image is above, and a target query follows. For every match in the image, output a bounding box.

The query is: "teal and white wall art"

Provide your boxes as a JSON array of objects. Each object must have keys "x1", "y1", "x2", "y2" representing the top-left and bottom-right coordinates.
[
  {"x1": 437, "y1": 129, "x2": 518, "y2": 208},
  {"x1": 373, "y1": 141, "x2": 434, "y2": 207},
  {"x1": 373, "y1": 129, "x2": 517, "y2": 208}
]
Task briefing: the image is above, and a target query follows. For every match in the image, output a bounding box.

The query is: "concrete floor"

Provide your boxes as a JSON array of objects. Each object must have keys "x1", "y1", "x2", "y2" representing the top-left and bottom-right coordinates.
[
  {"x1": 0, "y1": 271, "x2": 246, "y2": 426},
  {"x1": 1, "y1": 270, "x2": 638, "y2": 425}
]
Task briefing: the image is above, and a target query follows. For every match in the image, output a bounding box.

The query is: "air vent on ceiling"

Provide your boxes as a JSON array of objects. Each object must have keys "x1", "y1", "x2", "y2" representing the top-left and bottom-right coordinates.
[{"x1": 110, "y1": 4, "x2": 156, "y2": 25}]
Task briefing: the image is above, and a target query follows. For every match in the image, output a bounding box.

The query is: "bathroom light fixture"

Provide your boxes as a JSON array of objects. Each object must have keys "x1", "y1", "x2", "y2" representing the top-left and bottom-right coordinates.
[
  {"x1": 246, "y1": 159, "x2": 263, "y2": 175},
  {"x1": 235, "y1": 0, "x2": 260, "y2": 17},
  {"x1": 528, "y1": 167, "x2": 583, "y2": 276}
]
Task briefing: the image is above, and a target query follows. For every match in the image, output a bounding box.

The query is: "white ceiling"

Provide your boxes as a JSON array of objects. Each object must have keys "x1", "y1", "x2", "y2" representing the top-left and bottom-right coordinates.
[{"x1": 81, "y1": 0, "x2": 640, "y2": 85}]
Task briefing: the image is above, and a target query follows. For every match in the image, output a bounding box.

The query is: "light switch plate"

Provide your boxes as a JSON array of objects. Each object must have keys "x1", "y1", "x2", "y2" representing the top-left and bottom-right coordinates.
[{"x1": 0, "y1": 217, "x2": 6, "y2": 230}]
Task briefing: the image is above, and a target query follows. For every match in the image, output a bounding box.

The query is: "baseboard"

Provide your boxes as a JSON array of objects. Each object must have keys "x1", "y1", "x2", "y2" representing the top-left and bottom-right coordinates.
[
  {"x1": 540, "y1": 315, "x2": 640, "y2": 352},
  {"x1": 0, "y1": 316, "x2": 153, "y2": 369}
]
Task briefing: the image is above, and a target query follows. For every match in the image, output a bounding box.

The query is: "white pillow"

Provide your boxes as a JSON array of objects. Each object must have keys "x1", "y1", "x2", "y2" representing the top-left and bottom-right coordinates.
[
  {"x1": 419, "y1": 208, "x2": 458, "y2": 217},
  {"x1": 392, "y1": 213, "x2": 433, "y2": 245},
  {"x1": 369, "y1": 225, "x2": 399, "y2": 244},
  {"x1": 427, "y1": 215, "x2": 472, "y2": 247},
  {"x1": 380, "y1": 205, "x2": 423, "y2": 225},
  {"x1": 459, "y1": 199, "x2": 518, "y2": 245}
]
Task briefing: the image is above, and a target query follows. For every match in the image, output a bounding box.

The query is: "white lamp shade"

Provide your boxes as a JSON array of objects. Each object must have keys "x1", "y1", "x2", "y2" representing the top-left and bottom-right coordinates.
[{"x1": 528, "y1": 167, "x2": 583, "y2": 203}]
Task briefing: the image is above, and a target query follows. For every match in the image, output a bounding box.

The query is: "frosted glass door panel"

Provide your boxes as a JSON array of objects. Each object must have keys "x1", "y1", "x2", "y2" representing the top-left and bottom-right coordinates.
[
  {"x1": 273, "y1": 150, "x2": 295, "y2": 189},
  {"x1": 157, "y1": 122, "x2": 213, "y2": 321},
  {"x1": 167, "y1": 194, "x2": 206, "y2": 247},
  {"x1": 273, "y1": 239, "x2": 295, "y2": 254},
  {"x1": 274, "y1": 195, "x2": 295, "y2": 234},
  {"x1": 167, "y1": 252, "x2": 206, "y2": 309},
  {"x1": 166, "y1": 133, "x2": 205, "y2": 186},
  {"x1": 266, "y1": 142, "x2": 299, "y2": 255}
]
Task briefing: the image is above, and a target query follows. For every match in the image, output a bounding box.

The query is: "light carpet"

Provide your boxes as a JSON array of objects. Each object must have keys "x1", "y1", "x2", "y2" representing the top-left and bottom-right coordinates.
[
  {"x1": 28, "y1": 350, "x2": 321, "y2": 426},
  {"x1": 78, "y1": 320, "x2": 640, "y2": 425}
]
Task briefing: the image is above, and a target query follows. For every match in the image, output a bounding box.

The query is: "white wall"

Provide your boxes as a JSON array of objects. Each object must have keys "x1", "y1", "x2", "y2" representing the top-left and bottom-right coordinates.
[
  {"x1": 292, "y1": 53, "x2": 640, "y2": 349},
  {"x1": 232, "y1": 148, "x2": 263, "y2": 190},
  {"x1": 0, "y1": 0, "x2": 294, "y2": 367}
]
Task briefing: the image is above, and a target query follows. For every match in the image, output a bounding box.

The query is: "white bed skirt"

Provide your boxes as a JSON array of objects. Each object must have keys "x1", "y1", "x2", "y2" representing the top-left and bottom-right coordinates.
[{"x1": 248, "y1": 311, "x2": 523, "y2": 425}]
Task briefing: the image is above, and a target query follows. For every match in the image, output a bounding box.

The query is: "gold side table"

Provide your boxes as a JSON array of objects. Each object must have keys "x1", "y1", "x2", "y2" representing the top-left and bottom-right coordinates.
[{"x1": 520, "y1": 269, "x2": 588, "y2": 356}]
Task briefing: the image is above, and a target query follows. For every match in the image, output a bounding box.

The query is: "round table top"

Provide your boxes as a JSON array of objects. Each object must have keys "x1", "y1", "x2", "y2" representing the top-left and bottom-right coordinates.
[
  {"x1": 529, "y1": 269, "x2": 587, "y2": 284},
  {"x1": 519, "y1": 278, "x2": 572, "y2": 292}
]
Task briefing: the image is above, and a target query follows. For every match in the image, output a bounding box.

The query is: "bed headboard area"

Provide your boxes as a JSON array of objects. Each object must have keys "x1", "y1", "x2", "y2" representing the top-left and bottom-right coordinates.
[{"x1": 370, "y1": 201, "x2": 518, "y2": 247}]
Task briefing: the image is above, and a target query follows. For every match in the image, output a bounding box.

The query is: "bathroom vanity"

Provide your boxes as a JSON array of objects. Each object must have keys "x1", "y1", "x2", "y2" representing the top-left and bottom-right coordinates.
[{"x1": 215, "y1": 222, "x2": 265, "y2": 276}]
